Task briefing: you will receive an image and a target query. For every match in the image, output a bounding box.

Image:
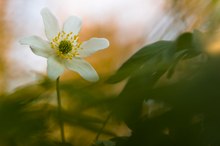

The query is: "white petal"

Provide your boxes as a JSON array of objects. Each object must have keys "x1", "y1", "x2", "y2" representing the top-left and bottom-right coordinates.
[
  {"x1": 63, "y1": 16, "x2": 82, "y2": 35},
  {"x1": 19, "y1": 36, "x2": 53, "y2": 57},
  {"x1": 64, "y1": 58, "x2": 99, "y2": 82},
  {"x1": 47, "y1": 57, "x2": 64, "y2": 80},
  {"x1": 41, "y1": 8, "x2": 60, "y2": 41},
  {"x1": 79, "y1": 38, "x2": 109, "y2": 57}
]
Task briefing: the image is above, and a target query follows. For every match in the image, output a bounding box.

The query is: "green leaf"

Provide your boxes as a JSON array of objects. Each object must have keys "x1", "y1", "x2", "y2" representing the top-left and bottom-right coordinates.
[
  {"x1": 107, "y1": 41, "x2": 175, "y2": 83},
  {"x1": 175, "y1": 30, "x2": 204, "y2": 59},
  {"x1": 108, "y1": 30, "x2": 205, "y2": 84}
]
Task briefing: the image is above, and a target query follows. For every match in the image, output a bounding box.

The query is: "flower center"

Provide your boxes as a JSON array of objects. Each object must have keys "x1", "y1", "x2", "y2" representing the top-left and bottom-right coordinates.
[
  {"x1": 58, "y1": 40, "x2": 72, "y2": 54},
  {"x1": 50, "y1": 31, "x2": 82, "y2": 59}
]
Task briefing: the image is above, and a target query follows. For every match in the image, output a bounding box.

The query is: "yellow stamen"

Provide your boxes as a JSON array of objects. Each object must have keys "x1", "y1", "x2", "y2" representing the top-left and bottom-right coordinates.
[{"x1": 50, "y1": 31, "x2": 81, "y2": 60}]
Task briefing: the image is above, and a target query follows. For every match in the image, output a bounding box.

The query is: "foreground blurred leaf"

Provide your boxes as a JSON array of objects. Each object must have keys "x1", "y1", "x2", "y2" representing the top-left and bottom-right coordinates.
[
  {"x1": 108, "y1": 30, "x2": 204, "y2": 84},
  {"x1": 107, "y1": 41, "x2": 175, "y2": 83},
  {"x1": 114, "y1": 57, "x2": 220, "y2": 146},
  {"x1": 108, "y1": 30, "x2": 205, "y2": 127},
  {"x1": 0, "y1": 83, "x2": 57, "y2": 146}
]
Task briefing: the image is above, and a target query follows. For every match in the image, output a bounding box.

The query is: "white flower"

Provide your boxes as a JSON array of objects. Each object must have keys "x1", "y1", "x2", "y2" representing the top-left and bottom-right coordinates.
[{"x1": 19, "y1": 8, "x2": 109, "y2": 82}]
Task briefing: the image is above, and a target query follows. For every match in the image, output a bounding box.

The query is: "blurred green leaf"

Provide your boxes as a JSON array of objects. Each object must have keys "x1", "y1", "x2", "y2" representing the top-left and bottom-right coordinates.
[
  {"x1": 107, "y1": 41, "x2": 175, "y2": 83},
  {"x1": 108, "y1": 30, "x2": 204, "y2": 84}
]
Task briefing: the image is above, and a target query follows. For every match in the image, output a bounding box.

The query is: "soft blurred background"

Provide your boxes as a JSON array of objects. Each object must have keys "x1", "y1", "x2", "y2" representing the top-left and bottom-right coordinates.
[
  {"x1": 1, "y1": 0, "x2": 163, "y2": 92},
  {"x1": 1, "y1": 0, "x2": 218, "y2": 92},
  {"x1": 1, "y1": 0, "x2": 220, "y2": 146}
]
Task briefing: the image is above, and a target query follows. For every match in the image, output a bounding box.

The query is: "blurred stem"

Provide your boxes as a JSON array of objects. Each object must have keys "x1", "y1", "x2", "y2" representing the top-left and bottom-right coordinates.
[
  {"x1": 56, "y1": 77, "x2": 65, "y2": 143},
  {"x1": 94, "y1": 113, "x2": 112, "y2": 142}
]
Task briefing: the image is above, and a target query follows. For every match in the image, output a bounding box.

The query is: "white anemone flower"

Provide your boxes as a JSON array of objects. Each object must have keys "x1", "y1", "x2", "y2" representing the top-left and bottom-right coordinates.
[{"x1": 20, "y1": 8, "x2": 109, "y2": 82}]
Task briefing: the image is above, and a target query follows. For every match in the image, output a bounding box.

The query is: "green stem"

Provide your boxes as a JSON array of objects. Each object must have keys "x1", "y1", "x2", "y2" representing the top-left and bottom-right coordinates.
[
  {"x1": 94, "y1": 113, "x2": 112, "y2": 142},
  {"x1": 56, "y1": 77, "x2": 65, "y2": 143}
]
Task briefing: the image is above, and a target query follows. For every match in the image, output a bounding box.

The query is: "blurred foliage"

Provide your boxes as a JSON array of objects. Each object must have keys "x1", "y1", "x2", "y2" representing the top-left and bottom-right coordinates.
[
  {"x1": 2, "y1": 0, "x2": 220, "y2": 146},
  {"x1": 1, "y1": 28, "x2": 220, "y2": 146}
]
